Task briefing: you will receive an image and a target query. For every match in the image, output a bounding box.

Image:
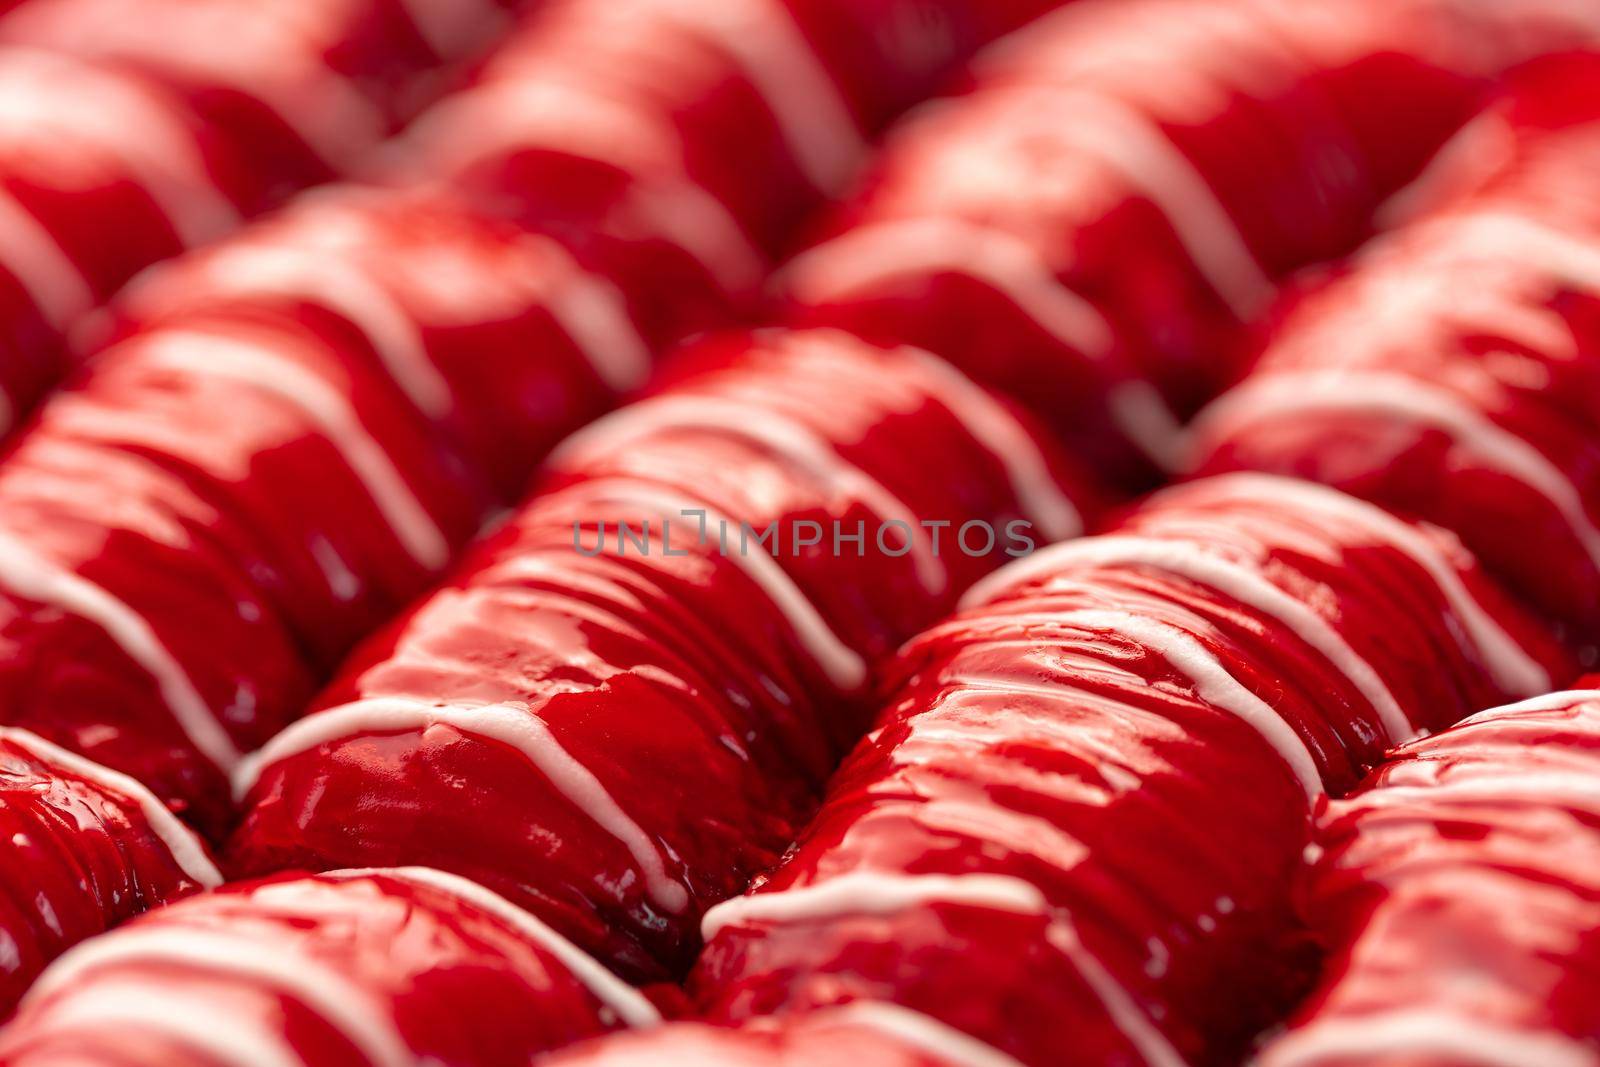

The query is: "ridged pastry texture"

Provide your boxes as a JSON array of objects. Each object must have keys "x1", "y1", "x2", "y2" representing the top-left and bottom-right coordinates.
[
  {"x1": 655, "y1": 476, "x2": 1571, "y2": 1067},
  {"x1": 1193, "y1": 54, "x2": 1600, "y2": 635},
  {"x1": 0, "y1": 728, "x2": 220, "y2": 1018},
  {"x1": 1258, "y1": 688, "x2": 1600, "y2": 1067},
  {"x1": 782, "y1": 0, "x2": 1600, "y2": 487},
  {"x1": 0, "y1": 0, "x2": 1052, "y2": 837},
  {"x1": 228, "y1": 327, "x2": 1093, "y2": 983},
  {"x1": 0, "y1": 0, "x2": 518, "y2": 435},
  {"x1": 0, "y1": 867, "x2": 661, "y2": 1066}
]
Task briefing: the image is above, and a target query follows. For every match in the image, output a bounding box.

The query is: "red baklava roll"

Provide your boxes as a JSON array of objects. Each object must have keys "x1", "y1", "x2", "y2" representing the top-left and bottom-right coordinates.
[
  {"x1": 1259, "y1": 688, "x2": 1600, "y2": 1067},
  {"x1": 1192, "y1": 56, "x2": 1600, "y2": 636},
  {"x1": 0, "y1": 0, "x2": 514, "y2": 435},
  {"x1": 674, "y1": 475, "x2": 1569, "y2": 1066},
  {"x1": 546, "y1": 1006, "x2": 1013, "y2": 1067},
  {"x1": 394, "y1": 0, "x2": 1066, "y2": 344},
  {"x1": 0, "y1": 0, "x2": 516, "y2": 205},
  {"x1": 0, "y1": 0, "x2": 1039, "y2": 846},
  {"x1": 0, "y1": 728, "x2": 220, "y2": 1017},
  {"x1": 229, "y1": 328, "x2": 1094, "y2": 983},
  {"x1": 782, "y1": 0, "x2": 1600, "y2": 486},
  {"x1": 0, "y1": 867, "x2": 660, "y2": 1066}
]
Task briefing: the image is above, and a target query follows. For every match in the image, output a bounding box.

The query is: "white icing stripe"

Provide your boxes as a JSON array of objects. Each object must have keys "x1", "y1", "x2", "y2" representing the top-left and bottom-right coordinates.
[
  {"x1": 0, "y1": 49, "x2": 239, "y2": 248},
  {"x1": 1442, "y1": 212, "x2": 1600, "y2": 293},
  {"x1": 187, "y1": 245, "x2": 453, "y2": 417},
  {"x1": 962, "y1": 536, "x2": 1414, "y2": 743},
  {"x1": 28, "y1": 927, "x2": 415, "y2": 1067},
  {"x1": 1182, "y1": 474, "x2": 1551, "y2": 696},
  {"x1": 820, "y1": 1002, "x2": 1030, "y2": 1067},
  {"x1": 612, "y1": 0, "x2": 866, "y2": 191},
  {"x1": 551, "y1": 395, "x2": 947, "y2": 593},
  {"x1": 1044, "y1": 921, "x2": 1190, "y2": 1067},
  {"x1": 1196, "y1": 371, "x2": 1600, "y2": 571},
  {"x1": 392, "y1": 0, "x2": 505, "y2": 58},
  {"x1": 700, "y1": 872, "x2": 1048, "y2": 941},
  {"x1": 1261, "y1": 1011, "x2": 1599, "y2": 1067},
  {"x1": 0, "y1": 189, "x2": 95, "y2": 333},
  {"x1": 234, "y1": 698, "x2": 689, "y2": 915},
  {"x1": 710, "y1": 874, "x2": 1183, "y2": 1067},
  {"x1": 326, "y1": 867, "x2": 660, "y2": 1028},
  {"x1": 1463, "y1": 690, "x2": 1600, "y2": 725},
  {"x1": 0, "y1": 528, "x2": 239, "y2": 771},
  {"x1": 528, "y1": 235, "x2": 653, "y2": 391},
  {"x1": 989, "y1": 87, "x2": 1273, "y2": 317},
  {"x1": 1055, "y1": 609, "x2": 1323, "y2": 798},
  {"x1": 782, "y1": 220, "x2": 1184, "y2": 469},
  {"x1": 1367, "y1": 774, "x2": 1600, "y2": 811},
  {"x1": 22, "y1": 980, "x2": 303, "y2": 1067},
  {"x1": 566, "y1": 479, "x2": 868, "y2": 689},
  {"x1": 895, "y1": 345, "x2": 1086, "y2": 542},
  {"x1": 785, "y1": 219, "x2": 1115, "y2": 359},
  {"x1": 144, "y1": 331, "x2": 450, "y2": 570},
  {"x1": 1, "y1": 728, "x2": 220, "y2": 887},
  {"x1": 414, "y1": 81, "x2": 764, "y2": 291}
]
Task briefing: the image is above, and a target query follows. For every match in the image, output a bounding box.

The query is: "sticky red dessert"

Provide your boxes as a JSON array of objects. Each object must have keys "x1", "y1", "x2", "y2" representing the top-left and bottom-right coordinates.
[
  {"x1": 0, "y1": 867, "x2": 659, "y2": 1066},
  {"x1": 228, "y1": 328, "x2": 1093, "y2": 983},
  {"x1": 1259, "y1": 687, "x2": 1600, "y2": 1067},
  {"x1": 678, "y1": 476, "x2": 1569, "y2": 1066}
]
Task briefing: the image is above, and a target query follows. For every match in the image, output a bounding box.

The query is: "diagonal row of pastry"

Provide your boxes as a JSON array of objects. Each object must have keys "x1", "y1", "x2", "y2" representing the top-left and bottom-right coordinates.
[{"x1": 0, "y1": 1, "x2": 1595, "y2": 1065}]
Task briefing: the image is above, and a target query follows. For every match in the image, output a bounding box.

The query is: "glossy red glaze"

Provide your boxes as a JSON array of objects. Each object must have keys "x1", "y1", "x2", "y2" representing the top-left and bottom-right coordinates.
[
  {"x1": 683, "y1": 476, "x2": 1570, "y2": 1067},
  {"x1": 0, "y1": 0, "x2": 1051, "y2": 848},
  {"x1": 395, "y1": 0, "x2": 1068, "y2": 343},
  {"x1": 1259, "y1": 687, "x2": 1600, "y2": 1067},
  {"x1": 0, "y1": 0, "x2": 511, "y2": 206},
  {"x1": 783, "y1": 0, "x2": 1600, "y2": 486},
  {"x1": 0, "y1": 729, "x2": 217, "y2": 1018},
  {"x1": 229, "y1": 329, "x2": 1095, "y2": 983},
  {"x1": 1193, "y1": 58, "x2": 1600, "y2": 635},
  {"x1": 0, "y1": 868, "x2": 640, "y2": 1066},
  {"x1": 546, "y1": 1011, "x2": 970, "y2": 1067},
  {"x1": 0, "y1": 0, "x2": 512, "y2": 436}
]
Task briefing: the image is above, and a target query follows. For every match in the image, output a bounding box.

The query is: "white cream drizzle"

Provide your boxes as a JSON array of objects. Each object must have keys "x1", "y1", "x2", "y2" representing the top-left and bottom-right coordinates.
[
  {"x1": 1045, "y1": 920, "x2": 1191, "y2": 1067},
  {"x1": 560, "y1": 478, "x2": 868, "y2": 689},
  {"x1": 782, "y1": 219, "x2": 1186, "y2": 470},
  {"x1": 141, "y1": 330, "x2": 450, "y2": 571},
  {"x1": 1462, "y1": 689, "x2": 1600, "y2": 725},
  {"x1": 962, "y1": 535, "x2": 1414, "y2": 743},
  {"x1": 27, "y1": 925, "x2": 415, "y2": 1067},
  {"x1": 818, "y1": 1001, "x2": 1031, "y2": 1067},
  {"x1": 1195, "y1": 370, "x2": 1600, "y2": 572},
  {"x1": 896, "y1": 345, "x2": 1087, "y2": 542},
  {"x1": 0, "y1": 189, "x2": 95, "y2": 334},
  {"x1": 1046, "y1": 609, "x2": 1323, "y2": 798},
  {"x1": 784, "y1": 218, "x2": 1114, "y2": 359},
  {"x1": 409, "y1": 80, "x2": 764, "y2": 291},
  {"x1": 233, "y1": 697, "x2": 689, "y2": 915},
  {"x1": 0, "y1": 49, "x2": 240, "y2": 247},
  {"x1": 0, "y1": 527, "x2": 238, "y2": 771},
  {"x1": 1261, "y1": 1010, "x2": 1599, "y2": 1067},
  {"x1": 586, "y1": 0, "x2": 866, "y2": 191},
  {"x1": 940, "y1": 85, "x2": 1272, "y2": 318},
  {"x1": 20, "y1": 979, "x2": 303, "y2": 1067},
  {"x1": 324, "y1": 867, "x2": 660, "y2": 1027},
  {"x1": 550, "y1": 395, "x2": 947, "y2": 593},
  {"x1": 525, "y1": 234, "x2": 653, "y2": 392},
  {"x1": 700, "y1": 871, "x2": 1048, "y2": 941},
  {"x1": 1, "y1": 728, "x2": 220, "y2": 887},
  {"x1": 1181, "y1": 474, "x2": 1551, "y2": 696},
  {"x1": 707, "y1": 871, "x2": 1186, "y2": 1067},
  {"x1": 183, "y1": 244, "x2": 454, "y2": 417},
  {"x1": 392, "y1": 0, "x2": 505, "y2": 59}
]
